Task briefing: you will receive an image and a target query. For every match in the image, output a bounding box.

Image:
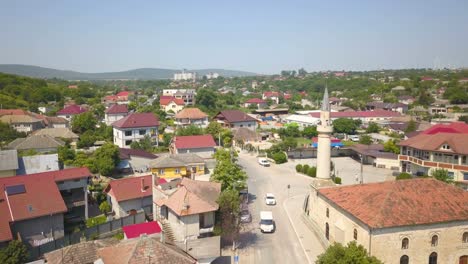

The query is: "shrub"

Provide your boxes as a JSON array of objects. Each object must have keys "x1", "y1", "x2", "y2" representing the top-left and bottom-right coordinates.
[
  {"x1": 296, "y1": 164, "x2": 303, "y2": 173},
  {"x1": 272, "y1": 152, "x2": 287, "y2": 164},
  {"x1": 302, "y1": 164, "x2": 310, "y2": 174},
  {"x1": 396, "y1": 172, "x2": 412, "y2": 180},
  {"x1": 334, "y1": 177, "x2": 342, "y2": 184},
  {"x1": 86, "y1": 215, "x2": 107, "y2": 228},
  {"x1": 307, "y1": 167, "x2": 317, "y2": 177}
]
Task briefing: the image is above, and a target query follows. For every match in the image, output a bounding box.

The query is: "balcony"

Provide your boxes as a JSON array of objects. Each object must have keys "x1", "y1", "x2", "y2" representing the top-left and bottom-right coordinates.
[{"x1": 399, "y1": 155, "x2": 468, "y2": 172}]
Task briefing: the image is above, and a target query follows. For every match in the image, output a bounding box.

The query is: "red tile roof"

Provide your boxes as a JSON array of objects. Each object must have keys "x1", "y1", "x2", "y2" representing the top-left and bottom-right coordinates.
[
  {"x1": 122, "y1": 221, "x2": 161, "y2": 239},
  {"x1": 105, "y1": 104, "x2": 128, "y2": 114},
  {"x1": 246, "y1": 98, "x2": 266, "y2": 104},
  {"x1": 105, "y1": 175, "x2": 166, "y2": 202},
  {"x1": 174, "y1": 108, "x2": 208, "y2": 119},
  {"x1": 214, "y1": 110, "x2": 257, "y2": 123},
  {"x1": 119, "y1": 148, "x2": 157, "y2": 160},
  {"x1": 0, "y1": 109, "x2": 28, "y2": 116},
  {"x1": 174, "y1": 134, "x2": 216, "y2": 149},
  {"x1": 319, "y1": 178, "x2": 468, "y2": 229},
  {"x1": 0, "y1": 168, "x2": 91, "y2": 242},
  {"x1": 116, "y1": 91, "x2": 131, "y2": 97},
  {"x1": 310, "y1": 110, "x2": 400, "y2": 118},
  {"x1": 112, "y1": 113, "x2": 159, "y2": 128},
  {"x1": 160, "y1": 96, "x2": 185, "y2": 106},
  {"x1": 421, "y1": 122, "x2": 468, "y2": 135},
  {"x1": 263, "y1": 91, "x2": 280, "y2": 97},
  {"x1": 57, "y1": 105, "x2": 87, "y2": 115}
]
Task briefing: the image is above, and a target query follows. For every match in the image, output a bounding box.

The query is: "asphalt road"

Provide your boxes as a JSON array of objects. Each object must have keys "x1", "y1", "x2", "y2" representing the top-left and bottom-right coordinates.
[{"x1": 235, "y1": 151, "x2": 313, "y2": 264}]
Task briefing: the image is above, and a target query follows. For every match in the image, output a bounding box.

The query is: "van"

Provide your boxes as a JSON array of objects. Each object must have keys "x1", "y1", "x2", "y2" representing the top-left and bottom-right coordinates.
[{"x1": 260, "y1": 211, "x2": 274, "y2": 233}]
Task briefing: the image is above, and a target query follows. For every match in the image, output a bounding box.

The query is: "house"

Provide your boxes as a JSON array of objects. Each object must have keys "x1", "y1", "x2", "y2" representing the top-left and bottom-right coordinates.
[
  {"x1": 285, "y1": 114, "x2": 320, "y2": 129},
  {"x1": 244, "y1": 98, "x2": 267, "y2": 108},
  {"x1": 349, "y1": 144, "x2": 399, "y2": 170},
  {"x1": 0, "y1": 150, "x2": 19, "y2": 177},
  {"x1": 112, "y1": 113, "x2": 159, "y2": 148},
  {"x1": 162, "y1": 89, "x2": 196, "y2": 105},
  {"x1": 0, "y1": 168, "x2": 91, "y2": 246},
  {"x1": 306, "y1": 178, "x2": 468, "y2": 264},
  {"x1": 105, "y1": 104, "x2": 129, "y2": 125},
  {"x1": 149, "y1": 153, "x2": 205, "y2": 180},
  {"x1": 213, "y1": 110, "x2": 258, "y2": 131},
  {"x1": 171, "y1": 135, "x2": 216, "y2": 159},
  {"x1": 117, "y1": 148, "x2": 158, "y2": 173},
  {"x1": 398, "y1": 122, "x2": 468, "y2": 188},
  {"x1": 45, "y1": 116, "x2": 69, "y2": 128},
  {"x1": 0, "y1": 114, "x2": 44, "y2": 133},
  {"x1": 44, "y1": 235, "x2": 197, "y2": 264},
  {"x1": 56, "y1": 105, "x2": 87, "y2": 121},
  {"x1": 262, "y1": 91, "x2": 280, "y2": 104},
  {"x1": 391, "y1": 85, "x2": 406, "y2": 92},
  {"x1": 7, "y1": 134, "x2": 65, "y2": 153},
  {"x1": 17, "y1": 153, "x2": 60, "y2": 175},
  {"x1": 0, "y1": 109, "x2": 28, "y2": 116},
  {"x1": 105, "y1": 175, "x2": 166, "y2": 218},
  {"x1": 398, "y1": 95, "x2": 415, "y2": 105},
  {"x1": 366, "y1": 102, "x2": 409, "y2": 114},
  {"x1": 153, "y1": 178, "x2": 221, "y2": 242},
  {"x1": 160, "y1": 96, "x2": 185, "y2": 114},
  {"x1": 232, "y1": 127, "x2": 260, "y2": 145},
  {"x1": 32, "y1": 127, "x2": 79, "y2": 142},
  {"x1": 174, "y1": 108, "x2": 209, "y2": 128}
]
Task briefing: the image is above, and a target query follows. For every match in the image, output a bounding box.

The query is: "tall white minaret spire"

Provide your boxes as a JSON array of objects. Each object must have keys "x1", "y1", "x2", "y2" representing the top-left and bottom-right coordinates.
[{"x1": 316, "y1": 85, "x2": 333, "y2": 179}]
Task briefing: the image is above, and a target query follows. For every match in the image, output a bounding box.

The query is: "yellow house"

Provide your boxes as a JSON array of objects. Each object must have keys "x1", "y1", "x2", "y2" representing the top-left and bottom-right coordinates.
[{"x1": 149, "y1": 153, "x2": 205, "y2": 180}]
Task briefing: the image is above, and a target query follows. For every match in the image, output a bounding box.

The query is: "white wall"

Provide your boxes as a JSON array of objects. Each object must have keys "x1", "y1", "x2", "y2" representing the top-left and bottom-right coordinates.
[
  {"x1": 105, "y1": 113, "x2": 127, "y2": 126},
  {"x1": 231, "y1": 121, "x2": 257, "y2": 131},
  {"x1": 113, "y1": 126, "x2": 158, "y2": 148}
]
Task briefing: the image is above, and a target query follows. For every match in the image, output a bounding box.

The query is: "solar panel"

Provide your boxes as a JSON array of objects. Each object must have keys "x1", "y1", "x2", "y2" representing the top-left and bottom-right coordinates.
[{"x1": 5, "y1": 184, "x2": 26, "y2": 195}]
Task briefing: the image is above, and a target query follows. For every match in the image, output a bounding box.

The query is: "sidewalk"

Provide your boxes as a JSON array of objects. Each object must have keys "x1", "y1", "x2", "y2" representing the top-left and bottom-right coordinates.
[{"x1": 283, "y1": 194, "x2": 325, "y2": 264}]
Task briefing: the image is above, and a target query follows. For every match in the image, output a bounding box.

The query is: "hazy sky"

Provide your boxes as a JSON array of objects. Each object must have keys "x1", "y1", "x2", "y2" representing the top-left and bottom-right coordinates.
[{"x1": 1, "y1": 0, "x2": 467, "y2": 74}]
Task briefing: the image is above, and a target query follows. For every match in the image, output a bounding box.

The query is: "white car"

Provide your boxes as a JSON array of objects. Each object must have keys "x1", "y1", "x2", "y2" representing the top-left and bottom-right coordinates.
[
  {"x1": 349, "y1": 135, "x2": 360, "y2": 142},
  {"x1": 258, "y1": 158, "x2": 270, "y2": 167},
  {"x1": 260, "y1": 211, "x2": 274, "y2": 233},
  {"x1": 265, "y1": 193, "x2": 276, "y2": 205}
]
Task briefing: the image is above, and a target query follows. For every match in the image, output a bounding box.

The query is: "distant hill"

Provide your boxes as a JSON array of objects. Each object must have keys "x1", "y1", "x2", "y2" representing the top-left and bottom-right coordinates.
[{"x1": 0, "y1": 64, "x2": 256, "y2": 80}]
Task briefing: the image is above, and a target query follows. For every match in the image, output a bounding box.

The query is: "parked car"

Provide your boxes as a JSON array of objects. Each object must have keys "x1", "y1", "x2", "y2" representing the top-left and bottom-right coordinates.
[
  {"x1": 260, "y1": 211, "x2": 274, "y2": 233},
  {"x1": 240, "y1": 209, "x2": 252, "y2": 223},
  {"x1": 349, "y1": 135, "x2": 360, "y2": 142},
  {"x1": 258, "y1": 158, "x2": 270, "y2": 167},
  {"x1": 265, "y1": 193, "x2": 276, "y2": 205}
]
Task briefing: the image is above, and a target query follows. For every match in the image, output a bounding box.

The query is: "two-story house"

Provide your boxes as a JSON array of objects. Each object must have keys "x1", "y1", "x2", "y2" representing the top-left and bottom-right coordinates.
[
  {"x1": 149, "y1": 153, "x2": 205, "y2": 180},
  {"x1": 163, "y1": 89, "x2": 196, "y2": 105},
  {"x1": 160, "y1": 96, "x2": 185, "y2": 114},
  {"x1": 0, "y1": 114, "x2": 44, "y2": 133},
  {"x1": 213, "y1": 110, "x2": 258, "y2": 131},
  {"x1": 105, "y1": 104, "x2": 129, "y2": 125},
  {"x1": 262, "y1": 91, "x2": 280, "y2": 104},
  {"x1": 112, "y1": 113, "x2": 159, "y2": 148},
  {"x1": 174, "y1": 108, "x2": 209, "y2": 128},
  {"x1": 170, "y1": 135, "x2": 216, "y2": 159},
  {"x1": 153, "y1": 177, "x2": 221, "y2": 242},
  {"x1": 105, "y1": 175, "x2": 166, "y2": 218},
  {"x1": 398, "y1": 122, "x2": 468, "y2": 189},
  {"x1": 56, "y1": 105, "x2": 87, "y2": 122},
  {"x1": 0, "y1": 168, "x2": 91, "y2": 247},
  {"x1": 244, "y1": 98, "x2": 267, "y2": 109}
]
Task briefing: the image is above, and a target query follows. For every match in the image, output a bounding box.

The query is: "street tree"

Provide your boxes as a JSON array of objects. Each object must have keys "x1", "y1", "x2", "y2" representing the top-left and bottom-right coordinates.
[
  {"x1": 359, "y1": 135, "x2": 373, "y2": 145},
  {"x1": 217, "y1": 189, "x2": 241, "y2": 246},
  {"x1": 302, "y1": 126, "x2": 318, "y2": 138},
  {"x1": 333, "y1": 118, "x2": 359, "y2": 134},
  {"x1": 211, "y1": 149, "x2": 247, "y2": 191},
  {"x1": 366, "y1": 122, "x2": 380, "y2": 133},
  {"x1": 317, "y1": 241, "x2": 383, "y2": 264}
]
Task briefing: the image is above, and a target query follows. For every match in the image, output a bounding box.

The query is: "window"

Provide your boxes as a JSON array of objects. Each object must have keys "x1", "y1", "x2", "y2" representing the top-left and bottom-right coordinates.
[
  {"x1": 400, "y1": 255, "x2": 409, "y2": 264},
  {"x1": 125, "y1": 140, "x2": 132, "y2": 146},
  {"x1": 326, "y1": 208, "x2": 329, "y2": 218},
  {"x1": 139, "y1": 129, "x2": 146, "y2": 135},
  {"x1": 431, "y1": 235, "x2": 438, "y2": 246},
  {"x1": 442, "y1": 144, "x2": 451, "y2": 150},
  {"x1": 175, "y1": 168, "x2": 180, "y2": 174},
  {"x1": 159, "y1": 169, "x2": 165, "y2": 175},
  {"x1": 325, "y1": 223, "x2": 329, "y2": 240},
  {"x1": 463, "y1": 232, "x2": 468, "y2": 243},
  {"x1": 401, "y1": 238, "x2": 409, "y2": 249},
  {"x1": 428, "y1": 252, "x2": 437, "y2": 264},
  {"x1": 125, "y1": 131, "x2": 132, "y2": 136},
  {"x1": 353, "y1": 229, "x2": 358, "y2": 240}
]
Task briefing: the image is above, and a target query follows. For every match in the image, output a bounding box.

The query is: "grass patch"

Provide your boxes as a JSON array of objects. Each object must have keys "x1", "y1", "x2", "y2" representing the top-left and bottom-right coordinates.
[
  {"x1": 296, "y1": 137, "x2": 312, "y2": 147},
  {"x1": 86, "y1": 214, "x2": 107, "y2": 228}
]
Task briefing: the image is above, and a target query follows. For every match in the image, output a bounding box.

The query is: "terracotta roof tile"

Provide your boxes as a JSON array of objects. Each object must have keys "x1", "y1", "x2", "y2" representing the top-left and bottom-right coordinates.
[
  {"x1": 112, "y1": 113, "x2": 159, "y2": 128},
  {"x1": 160, "y1": 96, "x2": 185, "y2": 106},
  {"x1": 214, "y1": 110, "x2": 257, "y2": 123},
  {"x1": 57, "y1": 105, "x2": 87, "y2": 115},
  {"x1": 105, "y1": 175, "x2": 166, "y2": 202},
  {"x1": 105, "y1": 104, "x2": 129, "y2": 114},
  {"x1": 0, "y1": 109, "x2": 28, "y2": 116},
  {"x1": 174, "y1": 108, "x2": 208, "y2": 119},
  {"x1": 245, "y1": 98, "x2": 266, "y2": 104},
  {"x1": 319, "y1": 178, "x2": 468, "y2": 229},
  {"x1": 174, "y1": 135, "x2": 216, "y2": 149}
]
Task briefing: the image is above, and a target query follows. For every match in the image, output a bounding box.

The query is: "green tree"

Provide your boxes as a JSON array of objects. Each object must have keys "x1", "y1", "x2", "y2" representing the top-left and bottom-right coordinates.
[
  {"x1": 295, "y1": 164, "x2": 303, "y2": 173},
  {"x1": 359, "y1": 135, "x2": 373, "y2": 145},
  {"x1": 205, "y1": 121, "x2": 223, "y2": 142},
  {"x1": 196, "y1": 88, "x2": 218, "y2": 110},
  {"x1": 366, "y1": 122, "x2": 380, "y2": 133},
  {"x1": 317, "y1": 241, "x2": 383, "y2": 264},
  {"x1": 271, "y1": 152, "x2": 287, "y2": 164},
  {"x1": 99, "y1": 201, "x2": 111, "y2": 214},
  {"x1": 396, "y1": 172, "x2": 412, "y2": 180},
  {"x1": 211, "y1": 149, "x2": 247, "y2": 191},
  {"x1": 93, "y1": 143, "x2": 120, "y2": 176},
  {"x1": 405, "y1": 119, "x2": 417, "y2": 133},
  {"x1": 176, "y1": 125, "x2": 204, "y2": 136},
  {"x1": 0, "y1": 121, "x2": 26, "y2": 146},
  {"x1": 333, "y1": 118, "x2": 359, "y2": 134},
  {"x1": 302, "y1": 126, "x2": 318, "y2": 138},
  {"x1": 58, "y1": 145, "x2": 76, "y2": 164},
  {"x1": 130, "y1": 135, "x2": 153, "y2": 152},
  {"x1": 431, "y1": 168, "x2": 453, "y2": 184},
  {"x1": 71, "y1": 112, "x2": 97, "y2": 134},
  {"x1": 459, "y1": 115, "x2": 468, "y2": 124},
  {"x1": 0, "y1": 240, "x2": 29, "y2": 264},
  {"x1": 77, "y1": 130, "x2": 96, "y2": 148},
  {"x1": 383, "y1": 139, "x2": 400, "y2": 154},
  {"x1": 217, "y1": 189, "x2": 241, "y2": 245}
]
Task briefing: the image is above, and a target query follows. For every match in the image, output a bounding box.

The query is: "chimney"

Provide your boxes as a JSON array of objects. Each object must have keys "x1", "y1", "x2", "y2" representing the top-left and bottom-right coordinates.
[{"x1": 141, "y1": 178, "x2": 145, "y2": 192}]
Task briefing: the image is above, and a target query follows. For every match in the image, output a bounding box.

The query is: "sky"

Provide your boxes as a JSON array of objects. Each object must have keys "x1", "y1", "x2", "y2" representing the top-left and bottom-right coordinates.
[{"x1": 1, "y1": 0, "x2": 468, "y2": 74}]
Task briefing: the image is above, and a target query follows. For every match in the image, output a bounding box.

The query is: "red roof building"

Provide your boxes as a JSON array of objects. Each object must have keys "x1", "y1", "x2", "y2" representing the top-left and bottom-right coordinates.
[
  {"x1": 112, "y1": 113, "x2": 159, "y2": 129},
  {"x1": 122, "y1": 221, "x2": 161, "y2": 239},
  {"x1": 173, "y1": 135, "x2": 217, "y2": 150},
  {"x1": 0, "y1": 109, "x2": 28, "y2": 116},
  {"x1": 160, "y1": 96, "x2": 185, "y2": 106},
  {"x1": 105, "y1": 104, "x2": 129, "y2": 114},
  {"x1": 57, "y1": 105, "x2": 87, "y2": 116},
  {"x1": 246, "y1": 98, "x2": 266, "y2": 104},
  {"x1": 0, "y1": 168, "x2": 91, "y2": 243}
]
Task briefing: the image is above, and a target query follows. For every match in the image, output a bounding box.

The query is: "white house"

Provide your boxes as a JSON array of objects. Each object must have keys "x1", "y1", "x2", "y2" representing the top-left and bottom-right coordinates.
[
  {"x1": 105, "y1": 104, "x2": 129, "y2": 126},
  {"x1": 112, "y1": 113, "x2": 159, "y2": 148}
]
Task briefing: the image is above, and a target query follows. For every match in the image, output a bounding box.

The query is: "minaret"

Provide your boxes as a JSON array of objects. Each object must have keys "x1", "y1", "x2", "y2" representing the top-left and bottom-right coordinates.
[{"x1": 316, "y1": 86, "x2": 333, "y2": 179}]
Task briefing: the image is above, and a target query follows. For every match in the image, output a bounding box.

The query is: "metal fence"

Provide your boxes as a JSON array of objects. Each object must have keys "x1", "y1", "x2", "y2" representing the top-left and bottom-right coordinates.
[{"x1": 27, "y1": 211, "x2": 145, "y2": 260}]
